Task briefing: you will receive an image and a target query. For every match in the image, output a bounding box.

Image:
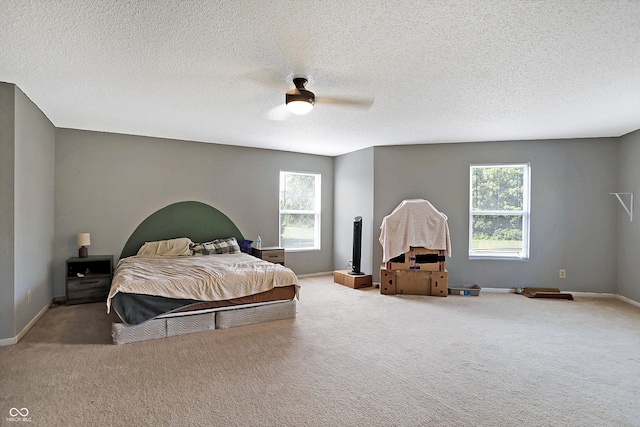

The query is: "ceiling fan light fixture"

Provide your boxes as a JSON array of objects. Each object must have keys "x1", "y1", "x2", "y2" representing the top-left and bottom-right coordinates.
[
  {"x1": 286, "y1": 92, "x2": 315, "y2": 115},
  {"x1": 285, "y1": 77, "x2": 315, "y2": 115},
  {"x1": 286, "y1": 100, "x2": 314, "y2": 115}
]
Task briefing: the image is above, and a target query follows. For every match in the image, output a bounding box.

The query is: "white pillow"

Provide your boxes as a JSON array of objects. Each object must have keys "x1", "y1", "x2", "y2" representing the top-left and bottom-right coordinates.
[{"x1": 137, "y1": 237, "x2": 193, "y2": 256}]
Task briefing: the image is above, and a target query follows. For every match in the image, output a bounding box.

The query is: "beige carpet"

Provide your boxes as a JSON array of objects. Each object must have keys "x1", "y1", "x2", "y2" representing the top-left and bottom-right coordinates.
[{"x1": 1, "y1": 275, "x2": 640, "y2": 426}]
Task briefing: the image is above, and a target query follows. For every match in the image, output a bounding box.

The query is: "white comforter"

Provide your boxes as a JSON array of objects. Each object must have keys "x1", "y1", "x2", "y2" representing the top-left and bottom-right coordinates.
[{"x1": 107, "y1": 252, "x2": 299, "y2": 313}]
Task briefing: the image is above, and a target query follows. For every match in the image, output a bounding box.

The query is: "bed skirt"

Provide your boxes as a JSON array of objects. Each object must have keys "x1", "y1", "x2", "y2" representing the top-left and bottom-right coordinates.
[{"x1": 112, "y1": 299, "x2": 296, "y2": 345}]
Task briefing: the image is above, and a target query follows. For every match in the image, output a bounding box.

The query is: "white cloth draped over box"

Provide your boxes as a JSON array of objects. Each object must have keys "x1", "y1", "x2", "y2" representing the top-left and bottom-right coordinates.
[{"x1": 379, "y1": 199, "x2": 451, "y2": 262}]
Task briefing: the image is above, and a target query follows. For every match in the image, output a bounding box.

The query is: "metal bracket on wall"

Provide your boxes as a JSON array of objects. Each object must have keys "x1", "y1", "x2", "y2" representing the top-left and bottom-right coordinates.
[{"x1": 610, "y1": 192, "x2": 633, "y2": 221}]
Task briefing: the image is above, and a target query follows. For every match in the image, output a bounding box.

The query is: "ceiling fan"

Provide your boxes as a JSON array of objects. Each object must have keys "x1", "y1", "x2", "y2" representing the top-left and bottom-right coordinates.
[
  {"x1": 286, "y1": 77, "x2": 316, "y2": 115},
  {"x1": 267, "y1": 76, "x2": 374, "y2": 121}
]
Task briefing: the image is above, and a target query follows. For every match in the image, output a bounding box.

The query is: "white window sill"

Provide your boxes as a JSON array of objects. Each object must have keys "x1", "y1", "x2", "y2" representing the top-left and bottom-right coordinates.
[
  {"x1": 469, "y1": 255, "x2": 529, "y2": 261},
  {"x1": 284, "y1": 248, "x2": 321, "y2": 253}
]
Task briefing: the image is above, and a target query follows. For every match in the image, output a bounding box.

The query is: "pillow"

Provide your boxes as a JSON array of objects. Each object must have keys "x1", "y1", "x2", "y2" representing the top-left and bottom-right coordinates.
[
  {"x1": 137, "y1": 237, "x2": 193, "y2": 256},
  {"x1": 190, "y1": 237, "x2": 241, "y2": 256},
  {"x1": 237, "y1": 239, "x2": 253, "y2": 254}
]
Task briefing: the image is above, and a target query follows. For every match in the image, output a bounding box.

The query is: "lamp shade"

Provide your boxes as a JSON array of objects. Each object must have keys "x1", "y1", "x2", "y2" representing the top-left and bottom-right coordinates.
[{"x1": 76, "y1": 233, "x2": 91, "y2": 247}]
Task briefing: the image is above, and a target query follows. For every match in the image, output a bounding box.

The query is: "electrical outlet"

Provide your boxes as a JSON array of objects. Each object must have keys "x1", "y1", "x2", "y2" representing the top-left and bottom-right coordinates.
[
  {"x1": 27, "y1": 290, "x2": 32, "y2": 304},
  {"x1": 559, "y1": 269, "x2": 566, "y2": 279}
]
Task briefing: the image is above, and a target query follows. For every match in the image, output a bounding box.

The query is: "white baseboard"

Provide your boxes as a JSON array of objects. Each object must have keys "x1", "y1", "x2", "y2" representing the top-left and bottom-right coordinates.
[
  {"x1": 0, "y1": 301, "x2": 50, "y2": 347},
  {"x1": 617, "y1": 294, "x2": 640, "y2": 309},
  {"x1": 481, "y1": 287, "x2": 515, "y2": 293},
  {"x1": 0, "y1": 336, "x2": 17, "y2": 346},
  {"x1": 570, "y1": 291, "x2": 617, "y2": 298}
]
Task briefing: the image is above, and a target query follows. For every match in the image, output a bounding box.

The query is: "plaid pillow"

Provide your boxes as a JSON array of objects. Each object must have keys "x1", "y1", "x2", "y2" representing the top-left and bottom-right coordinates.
[{"x1": 190, "y1": 237, "x2": 241, "y2": 255}]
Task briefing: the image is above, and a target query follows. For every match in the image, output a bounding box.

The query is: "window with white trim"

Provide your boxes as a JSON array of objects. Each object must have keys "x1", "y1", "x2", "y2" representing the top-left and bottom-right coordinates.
[
  {"x1": 469, "y1": 163, "x2": 530, "y2": 260},
  {"x1": 279, "y1": 171, "x2": 321, "y2": 251}
]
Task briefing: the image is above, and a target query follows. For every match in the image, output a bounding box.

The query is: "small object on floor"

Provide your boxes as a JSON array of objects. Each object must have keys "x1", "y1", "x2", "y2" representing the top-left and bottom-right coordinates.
[
  {"x1": 448, "y1": 284, "x2": 481, "y2": 296},
  {"x1": 522, "y1": 287, "x2": 573, "y2": 300},
  {"x1": 333, "y1": 270, "x2": 372, "y2": 289}
]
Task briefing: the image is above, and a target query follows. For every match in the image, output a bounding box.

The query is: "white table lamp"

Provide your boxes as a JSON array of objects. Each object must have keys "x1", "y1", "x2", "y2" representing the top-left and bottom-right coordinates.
[{"x1": 76, "y1": 233, "x2": 91, "y2": 258}]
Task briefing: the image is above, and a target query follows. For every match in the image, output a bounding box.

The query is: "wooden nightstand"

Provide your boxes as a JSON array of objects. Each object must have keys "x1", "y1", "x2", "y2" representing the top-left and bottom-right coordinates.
[
  {"x1": 65, "y1": 255, "x2": 113, "y2": 305},
  {"x1": 251, "y1": 246, "x2": 285, "y2": 265}
]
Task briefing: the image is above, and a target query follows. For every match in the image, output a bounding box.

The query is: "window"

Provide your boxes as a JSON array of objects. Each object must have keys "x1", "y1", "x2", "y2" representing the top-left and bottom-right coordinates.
[
  {"x1": 279, "y1": 171, "x2": 321, "y2": 251},
  {"x1": 469, "y1": 163, "x2": 530, "y2": 260}
]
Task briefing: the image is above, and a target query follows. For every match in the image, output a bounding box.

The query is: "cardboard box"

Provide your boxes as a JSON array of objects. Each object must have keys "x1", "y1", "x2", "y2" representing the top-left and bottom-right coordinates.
[
  {"x1": 430, "y1": 271, "x2": 448, "y2": 297},
  {"x1": 334, "y1": 270, "x2": 372, "y2": 289},
  {"x1": 380, "y1": 267, "x2": 396, "y2": 295},
  {"x1": 413, "y1": 248, "x2": 446, "y2": 271},
  {"x1": 380, "y1": 267, "x2": 448, "y2": 297},
  {"x1": 386, "y1": 252, "x2": 411, "y2": 270},
  {"x1": 396, "y1": 270, "x2": 431, "y2": 295},
  {"x1": 385, "y1": 247, "x2": 445, "y2": 271}
]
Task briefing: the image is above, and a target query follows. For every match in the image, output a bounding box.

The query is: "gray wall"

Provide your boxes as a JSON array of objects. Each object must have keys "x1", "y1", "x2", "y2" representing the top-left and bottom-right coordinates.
[
  {"x1": 14, "y1": 86, "x2": 56, "y2": 329},
  {"x1": 370, "y1": 139, "x2": 619, "y2": 292},
  {"x1": 0, "y1": 83, "x2": 55, "y2": 341},
  {"x1": 0, "y1": 83, "x2": 16, "y2": 340},
  {"x1": 333, "y1": 148, "x2": 374, "y2": 274},
  {"x1": 53, "y1": 129, "x2": 334, "y2": 297},
  {"x1": 617, "y1": 129, "x2": 640, "y2": 302}
]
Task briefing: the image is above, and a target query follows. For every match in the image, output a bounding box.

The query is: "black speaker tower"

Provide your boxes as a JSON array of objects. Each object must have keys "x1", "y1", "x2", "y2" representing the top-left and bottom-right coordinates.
[{"x1": 349, "y1": 216, "x2": 364, "y2": 275}]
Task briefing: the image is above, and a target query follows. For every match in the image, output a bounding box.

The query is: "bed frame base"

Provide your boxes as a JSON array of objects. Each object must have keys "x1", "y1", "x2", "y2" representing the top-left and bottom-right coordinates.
[
  {"x1": 216, "y1": 299, "x2": 297, "y2": 329},
  {"x1": 112, "y1": 300, "x2": 296, "y2": 345}
]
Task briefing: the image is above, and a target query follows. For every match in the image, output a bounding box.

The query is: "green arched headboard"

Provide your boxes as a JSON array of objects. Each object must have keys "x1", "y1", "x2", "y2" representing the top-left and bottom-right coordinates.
[{"x1": 120, "y1": 201, "x2": 244, "y2": 259}]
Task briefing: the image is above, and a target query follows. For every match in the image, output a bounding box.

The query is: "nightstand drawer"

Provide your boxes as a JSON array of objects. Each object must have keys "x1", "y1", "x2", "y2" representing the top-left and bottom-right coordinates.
[
  {"x1": 67, "y1": 276, "x2": 111, "y2": 303},
  {"x1": 261, "y1": 251, "x2": 284, "y2": 263},
  {"x1": 251, "y1": 247, "x2": 285, "y2": 265}
]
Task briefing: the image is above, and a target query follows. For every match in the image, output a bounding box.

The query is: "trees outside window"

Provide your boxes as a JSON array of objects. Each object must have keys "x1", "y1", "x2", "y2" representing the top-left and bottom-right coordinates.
[
  {"x1": 279, "y1": 171, "x2": 321, "y2": 250},
  {"x1": 469, "y1": 164, "x2": 530, "y2": 260}
]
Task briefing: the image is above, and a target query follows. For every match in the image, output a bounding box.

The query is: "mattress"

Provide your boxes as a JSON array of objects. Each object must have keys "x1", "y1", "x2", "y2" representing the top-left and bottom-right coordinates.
[
  {"x1": 108, "y1": 252, "x2": 299, "y2": 311},
  {"x1": 108, "y1": 252, "x2": 299, "y2": 324},
  {"x1": 111, "y1": 285, "x2": 298, "y2": 324}
]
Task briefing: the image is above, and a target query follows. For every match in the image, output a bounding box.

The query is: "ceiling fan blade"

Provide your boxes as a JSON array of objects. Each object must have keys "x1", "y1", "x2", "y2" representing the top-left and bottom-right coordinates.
[
  {"x1": 244, "y1": 69, "x2": 289, "y2": 91},
  {"x1": 316, "y1": 96, "x2": 374, "y2": 109},
  {"x1": 266, "y1": 104, "x2": 291, "y2": 121}
]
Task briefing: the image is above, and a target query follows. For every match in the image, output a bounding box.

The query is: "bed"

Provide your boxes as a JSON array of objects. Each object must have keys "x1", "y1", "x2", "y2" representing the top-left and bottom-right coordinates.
[{"x1": 107, "y1": 201, "x2": 299, "y2": 345}]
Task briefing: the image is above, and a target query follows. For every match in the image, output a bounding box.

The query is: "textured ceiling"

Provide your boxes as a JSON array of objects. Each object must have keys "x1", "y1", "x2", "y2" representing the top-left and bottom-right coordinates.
[{"x1": 2, "y1": 1, "x2": 640, "y2": 156}]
